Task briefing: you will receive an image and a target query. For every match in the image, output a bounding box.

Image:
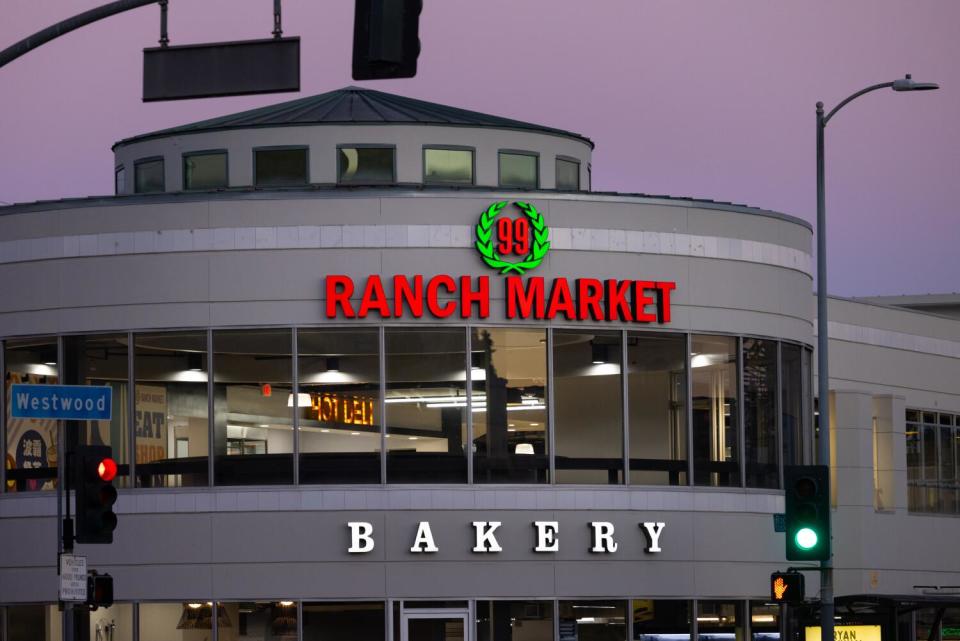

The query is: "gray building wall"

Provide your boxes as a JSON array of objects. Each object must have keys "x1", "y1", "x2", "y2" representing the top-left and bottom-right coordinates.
[{"x1": 113, "y1": 125, "x2": 593, "y2": 193}]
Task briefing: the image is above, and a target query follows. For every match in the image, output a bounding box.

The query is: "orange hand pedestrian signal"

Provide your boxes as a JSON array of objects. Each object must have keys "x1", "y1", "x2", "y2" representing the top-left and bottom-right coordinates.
[
  {"x1": 773, "y1": 577, "x2": 788, "y2": 600},
  {"x1": 770, "y1": 572, "x2": 804, "y2": 603}
]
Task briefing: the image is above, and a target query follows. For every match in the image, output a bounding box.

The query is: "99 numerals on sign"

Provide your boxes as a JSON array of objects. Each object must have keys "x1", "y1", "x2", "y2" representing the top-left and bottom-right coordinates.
[{"x1": 497, "y1": 217, "x2": 531, "y2": 256}]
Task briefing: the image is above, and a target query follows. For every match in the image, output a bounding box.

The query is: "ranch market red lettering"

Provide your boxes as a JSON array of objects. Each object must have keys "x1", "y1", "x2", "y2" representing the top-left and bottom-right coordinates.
[{"x1": 325, "y1": 275, "x2": 675, "y2": 323}]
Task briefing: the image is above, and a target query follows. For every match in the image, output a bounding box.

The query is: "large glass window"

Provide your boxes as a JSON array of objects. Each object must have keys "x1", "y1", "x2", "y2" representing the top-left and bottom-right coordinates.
[
  {"x1": 218, "y1": 601, "x2": 297, "y2": 640},
  {"x1": 141, "y1": 602, "x2": 199, "y2": 640},
  {"x1": 133, "y1": 332, "x2": 209, "y2": 488},
  {"x1": 183, "y1": 150, "x2": 228, "y2": 190},
  {"x1": 923, "y1": 411, "x2": 939, "y2": 511},
  {"x1": 632, "y1": 600, "x2": 690, "y2": 641},
  {"x1": 554, "y1": 330, "x2": 623, "y2": 484},
  {"x1": 556, "y1": 157, "x2": 580, "y2": 191},
  {"x1": 909, "y1": 409, "x2": 960, "y2": 514},
  {"x1": 628, "y1": 332, "x2": 687, "y2": 485},
  {"x1": 255, "y1": 147, "x2": 308, "y2": 187},
  {"x1": 499, "y1": 151, "x2": 538, "y2": 189},
  {"x1": 141, "y1": 602, "x2": 231, "y2": 638},
  {"x1": 5, "y1": 337, "x2": 58, "y2": 492},
  {"x1": 213, "y1": 329, "x2": 293, "y2": 485},
  {"x1": 906, "y1": 409, "x2": 922, "y2": 510},
  {"x1": 303, "y1": 601, "x2": 385, "y2": 641},
  {"x1": 749, "y1": 602, "x2": 779, "y2": 641},
  {"x1": 743, "y1": 338, "x2": 778, "y2": 488},
  {"x1": 1, "y1": 328, "x2": 817, "y2": 491},
  {"x1": 339, "y1": 146, "x2": 395, "y2": 184},
  {"x1": 63, "y1": 334, "x2": 131, "y2": 486},
  {"x1": 472, "y1": 328, "x2": 548, "y2": 483},
  {"x1": 134, "y1": 157, "x2": 164, "y2": 193},
  {"x1": 691, "y1": 335, "x2": 739, "y2": 487},
  {"x1": 385, "y1": 328, "x2": 467, "y2": 483},
  {"x1": 298, "y1": 328, "x2": 381, "y2": 484},
  {"x1": 696, "y1": 601, "x2": 741, "y2": 641},
  {"x1": 6, "y1": 604, "x2": 49, "y2": 641},
  {"x1": 115, "y1": 165, "x2": 126, "y2": 195},
  {"x1": 781, "y1": 343, "x2": 804, "y2": 468},
  {"x1": 940, "y1": 413, "x2": 956, "y2": 513},
  {"x1": 559, "y1": 600, "x2": 626, "y2": 641},
  {"x1": 478, "y1": 601, "x2": 553, "y2": 641},
  {"x1": 6, "y1": 603, "x2": 132, "y2": 641},
  {"x1": 424, "y1": 147, "x2": 474, "y2": 184}
]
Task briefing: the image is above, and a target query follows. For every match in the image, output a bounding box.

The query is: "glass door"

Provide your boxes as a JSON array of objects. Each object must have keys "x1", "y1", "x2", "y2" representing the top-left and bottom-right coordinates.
[{"x1": 401, "y1": 608, "x2": 469, "y2": 641}]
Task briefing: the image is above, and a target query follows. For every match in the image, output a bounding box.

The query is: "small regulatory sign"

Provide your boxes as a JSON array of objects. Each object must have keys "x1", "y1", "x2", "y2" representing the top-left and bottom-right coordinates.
[
  {"x1": 773, "y1": 513, "x2": 786, "y2": 532},
  {"x1": 59, "y1": 554, "x2": 87, "y2": 602}
]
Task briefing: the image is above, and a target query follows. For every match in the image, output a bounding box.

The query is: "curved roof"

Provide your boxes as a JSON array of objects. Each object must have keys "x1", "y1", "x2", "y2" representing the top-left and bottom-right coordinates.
[{"x1": 113, "y1": 86, "x2": 594, "y2": 149}]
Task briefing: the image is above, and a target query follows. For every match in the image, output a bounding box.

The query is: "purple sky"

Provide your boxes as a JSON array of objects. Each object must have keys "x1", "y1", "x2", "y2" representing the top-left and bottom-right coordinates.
[{"x1": 2, "y1": 1, "x2": 958, "y2": 297}]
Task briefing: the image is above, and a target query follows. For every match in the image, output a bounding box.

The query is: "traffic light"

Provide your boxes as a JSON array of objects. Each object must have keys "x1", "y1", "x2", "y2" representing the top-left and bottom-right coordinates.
[
  {"x1": 784, "y1": 465, "x2": 830, "y2": 560},
  {"x1": 352, "y1": 0, "x2": 422, "y2": 80},
  {"x1": 74, "y1": 445, "x2": 118, "y2": 544},
  {"x1": 86, "y1": 571, "x2": 114, "y2": 610},
  {"x1": 770, "y1": 571, "x2": 805, "y2": 603}
]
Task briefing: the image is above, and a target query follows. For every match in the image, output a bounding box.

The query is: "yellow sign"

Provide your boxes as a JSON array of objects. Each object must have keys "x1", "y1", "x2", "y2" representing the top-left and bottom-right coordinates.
[{"x1": 805, "y1": 625, "x2": 881, "y2": 641}]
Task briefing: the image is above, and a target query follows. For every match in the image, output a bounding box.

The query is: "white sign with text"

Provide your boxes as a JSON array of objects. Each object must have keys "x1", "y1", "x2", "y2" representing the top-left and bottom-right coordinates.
[{"x1": 59, "y1": 554, "x2": 87, "y2": 602}]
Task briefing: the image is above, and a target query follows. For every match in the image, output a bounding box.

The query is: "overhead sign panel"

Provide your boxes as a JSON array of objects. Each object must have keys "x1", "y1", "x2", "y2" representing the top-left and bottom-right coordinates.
[
  {"x1": 143, "y1": 37, "x2": 300, "y2": 102},
  {"x1": 11, "y1": 384, "x2": 112, "y2": 421}
]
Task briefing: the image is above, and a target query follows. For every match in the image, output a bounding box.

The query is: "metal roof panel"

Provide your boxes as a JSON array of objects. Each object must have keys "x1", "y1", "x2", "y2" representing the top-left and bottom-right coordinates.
[{"x1": 113, "y1": 86, "x2": 594, "y2": 148}]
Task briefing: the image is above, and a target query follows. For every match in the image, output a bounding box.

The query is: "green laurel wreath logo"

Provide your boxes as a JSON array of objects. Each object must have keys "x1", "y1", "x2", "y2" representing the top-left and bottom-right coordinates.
[{"x1": 475, "y1": 201, "x2": 551, "y2": 275}]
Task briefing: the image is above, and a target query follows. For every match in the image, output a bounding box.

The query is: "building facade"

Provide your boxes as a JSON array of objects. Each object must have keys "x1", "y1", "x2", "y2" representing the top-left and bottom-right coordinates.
[{"x1": 0, "y1": 87, "x2": 958, "y2": 641}]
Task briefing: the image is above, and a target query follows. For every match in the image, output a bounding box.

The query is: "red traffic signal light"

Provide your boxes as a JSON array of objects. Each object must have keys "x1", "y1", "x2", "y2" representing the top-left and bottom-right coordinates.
[
  {"x1": 97, "y1": 457, "x2": 117, "y2": 482},
  {"x1": 770, "y1": 571, "x2": 805, "y2": 603},
  {"x1": 73, "y1": 445, "x2": 118, "y2": 544}
]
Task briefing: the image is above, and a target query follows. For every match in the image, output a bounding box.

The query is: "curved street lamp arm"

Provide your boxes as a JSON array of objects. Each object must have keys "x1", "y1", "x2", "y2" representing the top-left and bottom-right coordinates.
[
  {"x1": 822, "y1": 82, "x2": 895, "y2": 126},
  {"x1": 0, "y1": 0, "x2": 160, "y2": 70}
]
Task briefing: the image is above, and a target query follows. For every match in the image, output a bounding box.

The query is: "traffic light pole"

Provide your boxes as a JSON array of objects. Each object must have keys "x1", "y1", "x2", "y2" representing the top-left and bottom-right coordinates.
[
  {"x1": 815, "y1": 102, "x2": 834, "y2": 641},
  {"x1": 813, "y1": 76, "x2": 938, "y2": 641}
]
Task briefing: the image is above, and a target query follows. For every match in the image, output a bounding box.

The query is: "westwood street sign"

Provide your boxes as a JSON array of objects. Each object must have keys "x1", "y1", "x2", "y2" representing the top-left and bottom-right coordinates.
[{"x1": 11, "y1": 384, "x2": 113, "y2": 421}]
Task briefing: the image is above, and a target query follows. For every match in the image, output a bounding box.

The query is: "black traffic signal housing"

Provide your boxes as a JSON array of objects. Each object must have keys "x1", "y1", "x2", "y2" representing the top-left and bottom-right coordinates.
[
  {"x1": 784, "y1": 465, "x2": 830, "y2": 561},
  {"x1": 770, "y1": 571, "x2": 805, "y2": 603},
  {"x1": 352, "y1": 0, "x2": 422, "y2": 80},
  {"x1": 86, "y1": 571, "x2": 114, "y2": 610},
  {"x1": 74, "y1": 445, "x2": 118, "y2": 544}
]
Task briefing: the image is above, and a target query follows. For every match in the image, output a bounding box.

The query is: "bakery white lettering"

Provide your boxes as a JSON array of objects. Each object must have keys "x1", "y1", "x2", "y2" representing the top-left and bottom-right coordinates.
[{"x1": 345, "y1": 520, "x2": 667, "y2": 554}]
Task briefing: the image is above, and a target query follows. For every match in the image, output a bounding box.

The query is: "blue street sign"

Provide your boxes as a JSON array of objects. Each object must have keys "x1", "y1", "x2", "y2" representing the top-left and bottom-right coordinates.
[{"x1": 10, "y1": 384, "x2": 112, "y2": 421}]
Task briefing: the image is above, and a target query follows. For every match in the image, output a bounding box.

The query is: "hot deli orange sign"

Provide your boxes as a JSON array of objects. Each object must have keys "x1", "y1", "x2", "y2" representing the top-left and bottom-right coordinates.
[
  {"x1": 308, "y1": 392, "x2": 375, "y2": 427},
  {"x1": 325, "y1": 275, "x2": 676, "y2": 323}
]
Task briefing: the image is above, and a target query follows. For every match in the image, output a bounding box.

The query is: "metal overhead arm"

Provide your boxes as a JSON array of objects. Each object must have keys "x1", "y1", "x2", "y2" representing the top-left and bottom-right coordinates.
[
  {"x1": 0, "y1": 0, "x2": 161, "y2": 70},
  {"x1": 822, "y1": 82, "x2": 894, "y2": 126}
]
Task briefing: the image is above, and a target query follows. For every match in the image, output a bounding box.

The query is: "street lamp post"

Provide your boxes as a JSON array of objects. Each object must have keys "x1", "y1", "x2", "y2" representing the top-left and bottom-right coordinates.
[{"x1": 815, "y1": 73, "x2": 938, "y2": 641}]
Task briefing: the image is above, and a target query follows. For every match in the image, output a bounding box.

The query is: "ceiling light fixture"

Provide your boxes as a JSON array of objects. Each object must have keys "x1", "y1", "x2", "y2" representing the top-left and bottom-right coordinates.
[{"x1": 591, "y1": 342, "x2": 608, "y2": 365}]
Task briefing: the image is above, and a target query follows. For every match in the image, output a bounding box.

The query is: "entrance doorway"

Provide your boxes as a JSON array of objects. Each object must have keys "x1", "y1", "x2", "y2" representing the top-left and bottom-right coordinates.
[{"x1": 401, "y1": 607, "x2": 470, "y2": 641}]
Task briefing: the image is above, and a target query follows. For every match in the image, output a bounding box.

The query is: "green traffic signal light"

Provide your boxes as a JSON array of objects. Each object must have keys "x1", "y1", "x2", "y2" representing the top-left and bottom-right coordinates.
[
  {"x1": 795, "y1": 527, "x2": 818, "y2": 550},
  {"x1": 784, "y1": 465, "x2": 831, "y2": 561}
]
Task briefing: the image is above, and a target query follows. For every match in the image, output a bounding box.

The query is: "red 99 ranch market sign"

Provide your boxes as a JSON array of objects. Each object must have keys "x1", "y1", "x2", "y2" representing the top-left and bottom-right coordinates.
[
  {"x1": 325, "y1": 275, "x2": 675, "y2": 323},
  {"x1": 324, "y1": 202, "x2": 676, "y2": 323}
]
